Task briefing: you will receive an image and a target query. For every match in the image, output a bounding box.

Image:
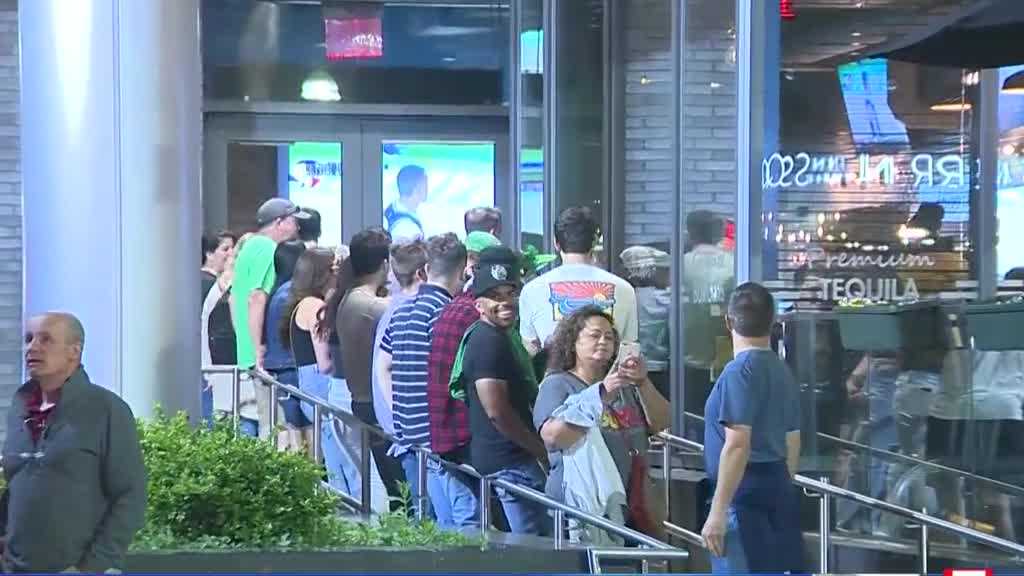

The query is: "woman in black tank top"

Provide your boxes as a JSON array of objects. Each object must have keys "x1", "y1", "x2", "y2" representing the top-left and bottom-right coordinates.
[{"x1": 279, "y1": 248, "x2": 362, "y2": 498}]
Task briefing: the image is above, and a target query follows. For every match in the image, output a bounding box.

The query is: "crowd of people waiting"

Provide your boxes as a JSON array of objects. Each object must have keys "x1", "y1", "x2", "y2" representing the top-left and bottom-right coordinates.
[{"x1": 199, "y1": 200, "x2": 679, "y2": 539}]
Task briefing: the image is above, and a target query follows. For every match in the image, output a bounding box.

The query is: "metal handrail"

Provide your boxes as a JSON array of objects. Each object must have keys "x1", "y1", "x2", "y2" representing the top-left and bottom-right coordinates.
[
  {"x1": 681, "y1": 409, "x2": 1024, "y2": 498},
  {"x1": 205, "y1": 366, "x2": 688, "y2": 563},
  {"x1": 816, "y1": 430, "x2": 1024, "y2": 498},
  {"x1": 657, "y1": 430, "x2": 1024, "y2": 572}
]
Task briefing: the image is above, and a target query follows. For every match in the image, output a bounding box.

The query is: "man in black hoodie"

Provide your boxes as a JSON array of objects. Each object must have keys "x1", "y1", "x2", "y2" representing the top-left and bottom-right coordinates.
[{"x1": 2, "y1": 312, "x2": 146, "y2": 573}]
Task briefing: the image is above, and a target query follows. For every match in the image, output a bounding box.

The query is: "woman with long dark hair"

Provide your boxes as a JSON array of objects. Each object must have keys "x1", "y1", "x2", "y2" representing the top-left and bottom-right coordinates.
[
  {"x1": 533, "y1": 305, "x2": 670, "y2": 541},
  {"x1": 280, "y1": 248, "x2": 360, "y2": 496}
]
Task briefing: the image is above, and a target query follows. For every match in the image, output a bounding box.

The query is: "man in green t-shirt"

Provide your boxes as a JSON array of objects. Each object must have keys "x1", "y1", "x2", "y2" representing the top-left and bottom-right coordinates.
[{"x1": 232, "y1": 198, "x2": 309, "y2": 371}]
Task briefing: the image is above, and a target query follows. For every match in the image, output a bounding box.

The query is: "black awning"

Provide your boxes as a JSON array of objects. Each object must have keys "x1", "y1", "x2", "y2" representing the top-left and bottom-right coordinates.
[{"x1": 873, "y1": 0, "x2": 1024, "y2": 69}]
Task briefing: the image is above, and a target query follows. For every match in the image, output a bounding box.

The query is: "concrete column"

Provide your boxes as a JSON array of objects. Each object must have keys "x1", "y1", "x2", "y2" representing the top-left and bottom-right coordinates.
[{"x1": 21, "y1": 0, "x2": 202, "y2": 420}]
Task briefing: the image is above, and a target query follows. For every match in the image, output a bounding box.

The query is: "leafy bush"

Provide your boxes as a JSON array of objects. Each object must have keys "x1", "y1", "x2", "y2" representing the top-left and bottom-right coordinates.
[{"x1": 134, "y1": 411, "x2": 472, "y2": 551}]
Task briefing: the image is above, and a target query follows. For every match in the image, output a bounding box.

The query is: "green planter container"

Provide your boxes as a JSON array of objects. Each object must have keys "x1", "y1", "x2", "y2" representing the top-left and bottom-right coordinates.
[
  {"x1": 965, "y1": 299, "x2": 1024, "y2": 351},
  {"x1": 836, "y1": 301, "x2": 945, "y2": 352}
]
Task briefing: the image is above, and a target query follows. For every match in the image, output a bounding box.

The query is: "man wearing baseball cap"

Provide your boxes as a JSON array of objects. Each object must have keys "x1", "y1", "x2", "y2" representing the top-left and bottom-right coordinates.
[
  {"x1": 231, "y1": 198, "x2": 309, "y2": 438},
  {"x1": 459, "y1": 246, "x2": 550, "y2": 535}
]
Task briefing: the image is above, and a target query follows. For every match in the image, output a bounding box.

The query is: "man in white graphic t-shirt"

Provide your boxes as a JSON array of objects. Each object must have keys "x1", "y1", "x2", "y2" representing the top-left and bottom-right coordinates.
[{"x1": 519, "y1": 206, "x2": 637, "y2": 356}]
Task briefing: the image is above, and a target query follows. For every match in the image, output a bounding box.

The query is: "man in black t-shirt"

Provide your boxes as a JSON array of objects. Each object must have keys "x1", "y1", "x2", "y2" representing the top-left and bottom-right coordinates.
[{"x1": 462, "y1": 246, "x2": 551, "y2": 536}]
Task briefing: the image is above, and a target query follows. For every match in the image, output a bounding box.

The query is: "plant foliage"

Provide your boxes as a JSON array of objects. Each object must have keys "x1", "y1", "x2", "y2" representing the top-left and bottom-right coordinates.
[{"x1": 133, "y1": 411, "x2": 472, "y2": 551}]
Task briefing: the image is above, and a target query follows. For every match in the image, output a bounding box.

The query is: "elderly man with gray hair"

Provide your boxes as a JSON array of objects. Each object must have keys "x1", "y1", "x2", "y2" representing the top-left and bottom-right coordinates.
[{"x1": 1, "y1": 312, "x2": 146, "y2": 573}]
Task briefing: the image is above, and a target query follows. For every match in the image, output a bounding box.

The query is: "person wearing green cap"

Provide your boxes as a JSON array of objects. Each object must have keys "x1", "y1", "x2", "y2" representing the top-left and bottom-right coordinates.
[{"x1": 463, "y1": 231, "x2": 501, "y2": 290}]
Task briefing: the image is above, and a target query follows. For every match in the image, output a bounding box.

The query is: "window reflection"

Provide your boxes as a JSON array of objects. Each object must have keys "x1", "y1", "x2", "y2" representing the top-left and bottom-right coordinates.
[{"x1": 202, "y1": 0, "x2": 510, "y2": 106}]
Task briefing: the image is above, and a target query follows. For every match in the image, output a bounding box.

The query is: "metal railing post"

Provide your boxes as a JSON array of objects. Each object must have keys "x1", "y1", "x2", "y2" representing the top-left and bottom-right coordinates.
[
  {"x1": 312, "y1": 405, "x2": 323, "y2": 464},
  {"x1": 268, "y1": 381, "x2": 278, "y2": 438},
  {"x1": 818, "y1": 476, "x2": 830, "y2": 573},
  {"x1": 661, "y1": 443, "x2": 672, "y2": 520},
  {"x1": 919, "y1": 507, "x2": 929, "y2": 575},
  {"x1": 416, "y1": 450, "x2": 428, "y2": 522},
  {"x1": 553, "y1": 509, "x2": 565, "y2": 549},
  {"x1": 231, "y1": 367, "x2": 240, "y2": 435},
  {"x1": 360, "y1": 427, "x2": 372, "y2": 519},
  {"x1": 479, "y1": 475, "x2": 491, "y2": 543}
]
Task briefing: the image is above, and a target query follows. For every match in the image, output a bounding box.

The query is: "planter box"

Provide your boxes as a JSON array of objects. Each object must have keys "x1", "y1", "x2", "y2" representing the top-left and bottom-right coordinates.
[
  {"x1": 836, "y1": 301, "x2": 945, "y2": 352},
  {"x1": 966, "y1": 299, "x2": 1024, "y2": 351},
  {"x1": 126, "y1": 545, "x2": 587, "y2": 574}
]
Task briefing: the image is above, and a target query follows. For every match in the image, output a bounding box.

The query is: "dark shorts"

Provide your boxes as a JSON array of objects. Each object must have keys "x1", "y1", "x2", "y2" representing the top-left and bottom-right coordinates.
[
  {"x1": 269, "y1": 368, "x2": 311, "y2": 428},
  {"x1": 926, "y1": 417, "x2": 1024, "y2": 480}
]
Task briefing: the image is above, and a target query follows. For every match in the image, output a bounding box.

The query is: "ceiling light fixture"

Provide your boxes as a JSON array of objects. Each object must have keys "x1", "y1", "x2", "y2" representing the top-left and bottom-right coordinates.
[
  {"x1": 301, "y1": 70, "x2": 341, "y2": 102},
  {"x1": 1003, "y1": 70, "x2": 1024, "y2": 95},
  {"x1": 930, "y1": 99, "x2": 972, "y2": 112}
]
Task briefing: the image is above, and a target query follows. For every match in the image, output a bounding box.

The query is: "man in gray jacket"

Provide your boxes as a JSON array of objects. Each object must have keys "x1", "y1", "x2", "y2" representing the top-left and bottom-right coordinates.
[{"x1": 2, "y1": 312, "x2": 146, "y2": 573}]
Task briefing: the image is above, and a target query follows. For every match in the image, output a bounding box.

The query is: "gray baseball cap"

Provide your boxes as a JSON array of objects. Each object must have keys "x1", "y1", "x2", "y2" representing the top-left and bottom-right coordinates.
[{"x1": 256, "y1": 198, "x2": 311, "y2": 227}]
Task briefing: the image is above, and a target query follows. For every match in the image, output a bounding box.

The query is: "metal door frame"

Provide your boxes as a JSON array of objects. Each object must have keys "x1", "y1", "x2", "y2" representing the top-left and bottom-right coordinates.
[{"x1": 203, "y1": 113, "x2": 510, "y2": 244}]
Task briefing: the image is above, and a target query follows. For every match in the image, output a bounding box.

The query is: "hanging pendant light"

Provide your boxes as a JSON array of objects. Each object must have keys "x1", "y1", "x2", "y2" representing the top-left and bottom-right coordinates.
[
  {"x1": 301, "y1": 69, "x2": 341, "y2": 102},
  {"x1": 1003, "y1": 70, "x2": 1024, "y2": 95}
]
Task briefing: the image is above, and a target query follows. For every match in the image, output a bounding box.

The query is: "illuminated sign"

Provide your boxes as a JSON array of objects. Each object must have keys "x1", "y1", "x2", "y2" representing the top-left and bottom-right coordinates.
[
  {"x1": 805, "y1": 247, "x2": 937, "y2": 270},
  {"x1": 780, "y1": 0, "x2": 796, "y2": 20},
  {"x1": 762, "y1": 152, "x2": 969, "y2": 189},
  {"x1": 818, "y1": 276, "x2": 920, "y2": 301}
]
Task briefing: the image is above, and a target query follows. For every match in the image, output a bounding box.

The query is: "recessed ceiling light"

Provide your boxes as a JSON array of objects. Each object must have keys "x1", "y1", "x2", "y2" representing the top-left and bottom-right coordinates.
[
  {"x1": 710, "y1": 82, "x2": 722, "y2": 89},
  {"x1": 442, "y1": 56, "x2": 456, "y2": 63},
  {"x1": 930, "y1": 101, "x2": 972, "y2": 112},
  {"x1": 851, "y1": 31, "x2": 862, "y2": 37}
]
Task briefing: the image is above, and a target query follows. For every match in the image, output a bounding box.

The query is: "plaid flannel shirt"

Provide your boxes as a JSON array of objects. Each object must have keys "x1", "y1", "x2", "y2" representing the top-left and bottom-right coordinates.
[{"x1": 427, "y1": 292, "x2": 478, "y2": 456}]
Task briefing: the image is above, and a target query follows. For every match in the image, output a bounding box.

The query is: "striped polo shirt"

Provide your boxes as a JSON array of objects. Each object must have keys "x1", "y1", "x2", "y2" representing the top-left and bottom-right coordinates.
[{"x1": 380, "y1": 283, "x2": 453, "y2": 451}]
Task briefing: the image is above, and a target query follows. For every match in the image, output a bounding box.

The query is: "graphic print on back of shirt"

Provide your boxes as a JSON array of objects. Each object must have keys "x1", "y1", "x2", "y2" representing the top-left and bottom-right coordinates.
[{"x1": 548, "y1": 281, "x2": 617, "y2": 320}]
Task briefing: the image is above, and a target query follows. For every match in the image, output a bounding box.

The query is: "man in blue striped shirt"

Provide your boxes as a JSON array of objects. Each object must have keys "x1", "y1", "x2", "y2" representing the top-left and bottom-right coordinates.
[{"x1": 379, "y1": 233, "x2": 467, "y2": 519}]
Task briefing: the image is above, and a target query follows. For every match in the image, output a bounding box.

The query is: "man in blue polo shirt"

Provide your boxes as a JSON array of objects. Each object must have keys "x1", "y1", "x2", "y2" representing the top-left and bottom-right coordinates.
[
  {"x1": 702, "y1": 282, "x2": 805, "y2": 573},
  {"x1": 378, "y1": 232, "x2": 467, "y2": 518}
]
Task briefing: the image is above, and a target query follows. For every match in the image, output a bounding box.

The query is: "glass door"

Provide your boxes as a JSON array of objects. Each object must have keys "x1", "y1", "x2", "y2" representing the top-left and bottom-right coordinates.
[
  {"x1": 360, "y1": 117, "x2": 511, "y2": 243},
  {"x1": 203, "y1": 114, "x2": 362, "y2": 248},
  {"x1": 204, "y1": 114, "x2": 509, "y2": 246}
]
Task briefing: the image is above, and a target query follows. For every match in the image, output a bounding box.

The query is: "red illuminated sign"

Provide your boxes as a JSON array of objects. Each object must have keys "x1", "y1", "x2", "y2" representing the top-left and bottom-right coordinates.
[{"x1": 780, "y1": 0, "x2": 796, "y2": 20}]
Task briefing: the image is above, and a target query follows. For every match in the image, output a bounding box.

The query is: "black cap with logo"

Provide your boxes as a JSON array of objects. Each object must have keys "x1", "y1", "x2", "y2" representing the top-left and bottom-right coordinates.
[{"x1": 472, "y1": 246, "x2": 522, "y2": 298}]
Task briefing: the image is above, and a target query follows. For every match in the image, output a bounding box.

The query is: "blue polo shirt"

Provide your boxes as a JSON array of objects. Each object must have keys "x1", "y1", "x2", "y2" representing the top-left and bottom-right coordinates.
[
  {"x1": 380, "y1": 283, "x2": 453, "y2": 451},
  {"x1": 704, "y1": 348, "x2": 801, "y2": 479}
]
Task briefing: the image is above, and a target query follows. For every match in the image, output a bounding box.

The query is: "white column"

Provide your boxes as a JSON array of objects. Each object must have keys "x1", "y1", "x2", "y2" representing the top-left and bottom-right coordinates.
[{"x1": 21, "y1": 0, "x2": 202, "y2": 420}]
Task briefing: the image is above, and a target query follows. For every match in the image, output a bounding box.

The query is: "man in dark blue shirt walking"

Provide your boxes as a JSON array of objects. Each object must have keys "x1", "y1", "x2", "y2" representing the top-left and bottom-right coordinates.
[{"x1": 702, "y1": 282, "x2": 805, "y2": 573}]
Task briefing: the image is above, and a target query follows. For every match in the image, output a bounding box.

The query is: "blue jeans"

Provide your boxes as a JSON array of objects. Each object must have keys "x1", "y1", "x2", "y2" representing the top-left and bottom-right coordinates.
[
  {"x1": 238, "y1": 417, "x2": 259, "y2": 438},
  {"x1": 708, "y1": 462, "x2": 805, "y2": 574},
  {"x1": 399, "y1": 451, "x2": 434, "y2": 520},
  {"x1": 298, "y1": 365, "x2": 361, "y2": 498},
  {"x1": 427, "y1": 459, "x2": 480, "y2": 532},
  {"x1": 201, "y1": 378, "x2": 214, "y2": 428},
  {"x1": 491, "y1": 460, "x2": 552, "y2": 536}
]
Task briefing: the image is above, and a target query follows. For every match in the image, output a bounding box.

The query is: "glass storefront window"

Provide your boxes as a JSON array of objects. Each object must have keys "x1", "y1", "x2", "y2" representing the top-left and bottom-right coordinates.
[
  {"x1": 202, "y1": 0, "x2": 509, "y2": 106},
  {"x1": 678, "y1": 0, "x2": 738, "y2": 439},
  {"x1": 752, "y1": 0, "x2": 1024, "y2": 558},
  {"x1": 552, "y1": 0, "x2": 605, "y2": 259},
  {"x1": 518, "y1": 0, "x2": 544, "y2": 252},
  {"x1": 997, "y1": 65, "x2": 1024, "y2": 291}
]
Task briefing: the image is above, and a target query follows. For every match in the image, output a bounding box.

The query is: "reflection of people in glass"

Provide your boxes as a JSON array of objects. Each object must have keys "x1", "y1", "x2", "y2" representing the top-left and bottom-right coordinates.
[
  {"x1": 928, "y1": 346, "x2": 1024, "y2": 540},
  {"x1": 619, "y1": 246, "x2": 672, "y2": 399},
  {"x1": 385, "y1": 165, "x2": 428, "y2": 242},
  {"x1": 682, "y1": 211, "x2": 735, "y2": 437}
]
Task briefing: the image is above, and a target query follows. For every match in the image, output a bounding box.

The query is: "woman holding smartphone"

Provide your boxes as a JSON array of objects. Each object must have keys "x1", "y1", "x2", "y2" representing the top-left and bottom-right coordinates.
[{"x1": 533, "y1": 305, "x2": 671, "y2": 537}]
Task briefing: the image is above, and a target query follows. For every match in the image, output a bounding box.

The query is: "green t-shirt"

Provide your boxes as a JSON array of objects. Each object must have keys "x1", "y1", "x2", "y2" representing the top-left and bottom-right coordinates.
[{"x1": 231, "y1": 234, "x2": 277, "y2": 368}]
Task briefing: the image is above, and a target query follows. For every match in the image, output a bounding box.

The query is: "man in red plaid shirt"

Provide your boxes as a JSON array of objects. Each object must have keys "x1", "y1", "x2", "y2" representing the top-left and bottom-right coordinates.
[{"x1": 426, "y1": 231, "x2": 501, "y2": 532}]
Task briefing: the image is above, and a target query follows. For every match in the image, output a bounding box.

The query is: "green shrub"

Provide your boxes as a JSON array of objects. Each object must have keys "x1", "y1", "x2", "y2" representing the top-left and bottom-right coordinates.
[{"x1": 134, "y1": 411, "x2": 472, "y2": 551}]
